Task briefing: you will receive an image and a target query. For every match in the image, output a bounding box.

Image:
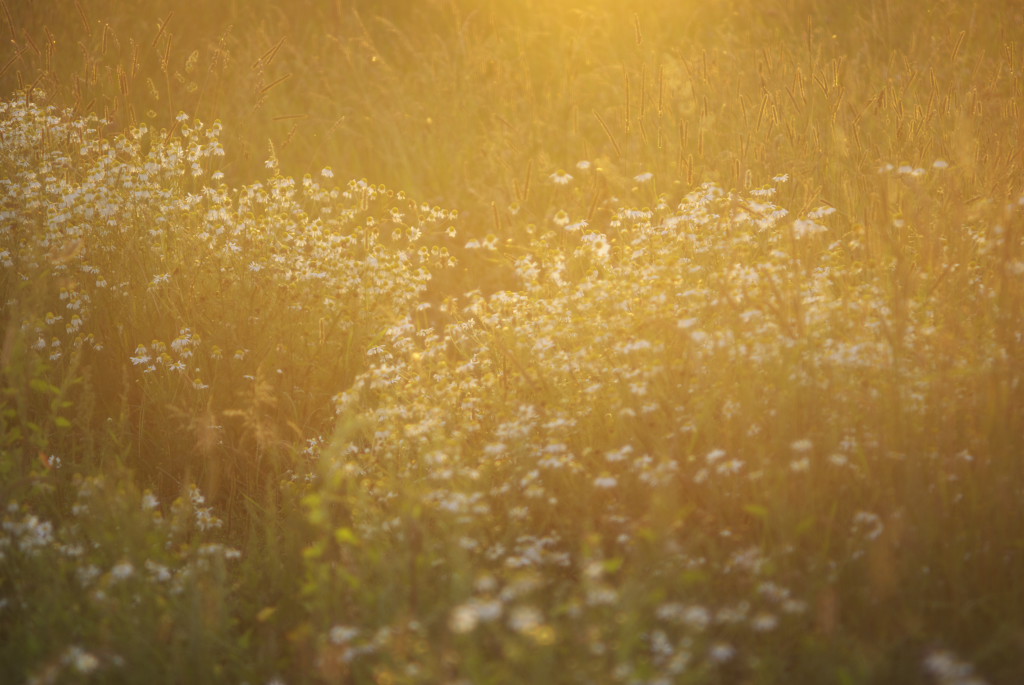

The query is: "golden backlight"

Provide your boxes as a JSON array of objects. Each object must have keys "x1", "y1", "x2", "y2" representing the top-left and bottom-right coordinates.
[{"x1": 1, "y1": 0, "x2": 1022, "y2": 682}]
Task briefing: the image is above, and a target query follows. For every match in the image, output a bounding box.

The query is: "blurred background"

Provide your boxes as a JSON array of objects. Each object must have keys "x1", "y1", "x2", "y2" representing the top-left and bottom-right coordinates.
[{"x1": 6, "y1": 0, "x2": 1022, "y2": 233}]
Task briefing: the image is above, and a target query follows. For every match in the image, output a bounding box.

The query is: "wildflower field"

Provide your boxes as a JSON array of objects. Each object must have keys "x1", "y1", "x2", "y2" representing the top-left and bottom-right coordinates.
[{"x1": 2, "y1": 0, "x2": 1024, "y2": 682}]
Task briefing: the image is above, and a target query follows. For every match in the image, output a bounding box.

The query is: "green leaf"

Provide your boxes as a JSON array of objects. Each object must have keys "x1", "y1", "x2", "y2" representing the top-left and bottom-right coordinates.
[
  {"x1": 54, "y1": 416, "x2": 71, "y2": 429},
  {"x1": 602, "y1": 557, "x2": 624, "y2": 574},
  {"x1": 334, "y1": 526, "x2": 360, "y2": 547},
  {"x1": 29, "y1": 379, "x2": 58, "y2": 395},
  {"x1": 302, "y1": 540, "x2": 327, "y2": 561},
  {"x1": 744, "y1": 504, "x2": 769, "y2": 518}
]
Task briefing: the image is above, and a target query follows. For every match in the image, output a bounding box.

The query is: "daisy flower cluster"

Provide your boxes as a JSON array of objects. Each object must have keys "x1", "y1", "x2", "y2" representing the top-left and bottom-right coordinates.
[
  {"x1": 298, "y1": 161, "x2": 1024, "y2": 680},
  {"x1": 2, "y1": 474, "x2": 238, "y2": 684},
  {"x1": 0, "y1": 95, "x2": 456, "y2": 495}
]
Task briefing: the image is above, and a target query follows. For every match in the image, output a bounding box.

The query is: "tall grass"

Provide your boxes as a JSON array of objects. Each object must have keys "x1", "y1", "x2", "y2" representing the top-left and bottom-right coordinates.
[{"x1": 2, "y1": 0, "x2": 1023, "y2": 683}]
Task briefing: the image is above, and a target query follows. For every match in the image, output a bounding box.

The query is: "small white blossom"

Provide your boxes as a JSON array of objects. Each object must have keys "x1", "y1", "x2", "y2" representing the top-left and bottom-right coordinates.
[
  {"x1": 709, "y1": 642, "x2": 736, "y2": 663},
  {"x1": 329, "y1": 625, "x2": 359, "y2": 645},
  {"x1": 110, "y1": 561, "x2": 134, "y2": 581},
  {"x1": 549, "y1": 170, "x2": 574, "y2": 185}
]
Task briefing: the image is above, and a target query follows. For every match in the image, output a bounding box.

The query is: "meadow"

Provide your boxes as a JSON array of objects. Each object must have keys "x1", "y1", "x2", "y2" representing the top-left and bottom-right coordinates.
[{"x1": 1, "y1": 0, "x2": 1023, "y2": 682}]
